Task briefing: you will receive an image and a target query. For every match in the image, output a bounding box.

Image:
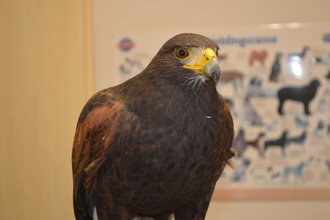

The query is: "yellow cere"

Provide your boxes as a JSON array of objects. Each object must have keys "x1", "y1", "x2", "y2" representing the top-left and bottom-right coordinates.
[{"x1": 183, "y1": 48, "x2": 217, "y2": 72}]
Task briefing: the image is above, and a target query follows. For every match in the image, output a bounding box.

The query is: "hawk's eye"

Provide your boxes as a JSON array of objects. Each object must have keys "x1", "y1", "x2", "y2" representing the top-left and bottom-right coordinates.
[{"x1": 174, "y1": 48, "x2": 189, "y2": 60}]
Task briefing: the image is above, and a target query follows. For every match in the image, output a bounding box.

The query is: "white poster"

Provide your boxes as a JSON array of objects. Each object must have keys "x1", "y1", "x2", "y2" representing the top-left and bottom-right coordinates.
[{"x1": 102, "y1": 23, "x2": 330, "y2": 199}]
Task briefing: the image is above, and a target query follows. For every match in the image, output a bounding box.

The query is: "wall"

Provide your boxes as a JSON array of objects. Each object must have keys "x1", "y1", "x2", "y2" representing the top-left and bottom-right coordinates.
[
  {"x1": 1, "y1": 1, "x2": 328, "y2": 219},
  {"x1": 0, "y1": 0, "x2": 92, "y2": 219},
  {"x1": 92, "y1": 0, "x2": 330, "y2": 219}
]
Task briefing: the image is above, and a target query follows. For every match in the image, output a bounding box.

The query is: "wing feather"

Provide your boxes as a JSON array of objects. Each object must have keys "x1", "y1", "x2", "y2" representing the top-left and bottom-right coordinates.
[{"x1": 72, "y1": 92, "x2": 127, "y2": 219}]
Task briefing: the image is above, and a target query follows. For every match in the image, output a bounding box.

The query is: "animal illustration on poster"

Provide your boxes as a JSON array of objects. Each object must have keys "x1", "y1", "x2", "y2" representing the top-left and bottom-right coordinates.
[
  {"x1": 103, "y1": 24, "x2": 330, "y2": 200},
  {"x1": 213, "y1": 26, "x2": 330, "y2": 192}
]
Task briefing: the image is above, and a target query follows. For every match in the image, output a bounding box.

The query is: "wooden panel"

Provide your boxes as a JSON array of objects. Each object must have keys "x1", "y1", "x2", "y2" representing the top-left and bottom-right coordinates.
[{"x1": 0, "y1": 1, "x2": 92, "y2": 219}]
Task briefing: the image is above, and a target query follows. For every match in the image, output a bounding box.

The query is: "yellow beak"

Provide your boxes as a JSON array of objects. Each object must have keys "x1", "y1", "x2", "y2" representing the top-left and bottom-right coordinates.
[{"x1": 183, "y1": 48, "x2": 217, "y2": 73}]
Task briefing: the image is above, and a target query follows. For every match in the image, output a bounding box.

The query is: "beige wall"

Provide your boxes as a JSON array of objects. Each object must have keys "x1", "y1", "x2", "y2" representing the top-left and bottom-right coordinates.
[
  {"x1": 0, "y1": 0, "x2": 92, "y2": 219},
  {"x1": 92, "y1": 0, "x2": 330, "y2": 219}
]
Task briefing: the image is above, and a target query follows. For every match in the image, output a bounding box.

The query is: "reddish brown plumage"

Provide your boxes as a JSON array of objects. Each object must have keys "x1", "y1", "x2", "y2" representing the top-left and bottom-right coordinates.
[{"x1": 72, "y1": 33, "x2": 234, "y2": 220}]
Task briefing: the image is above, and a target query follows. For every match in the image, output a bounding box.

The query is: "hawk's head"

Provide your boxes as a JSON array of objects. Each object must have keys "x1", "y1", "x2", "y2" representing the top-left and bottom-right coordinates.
[{"x1": 146, "y1": 33, "x2": 220, "y2": 86}]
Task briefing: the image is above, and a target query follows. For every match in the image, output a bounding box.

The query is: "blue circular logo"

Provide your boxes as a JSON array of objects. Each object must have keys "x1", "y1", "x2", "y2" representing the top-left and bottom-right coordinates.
[{"x1": 118, "y1": 37, "x2": 135, "y2": 52}]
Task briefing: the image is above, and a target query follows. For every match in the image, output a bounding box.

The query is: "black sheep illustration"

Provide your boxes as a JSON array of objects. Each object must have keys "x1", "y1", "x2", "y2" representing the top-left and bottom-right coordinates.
[
  {"x1": 277, "y1": 79, "x2": 321, "y2": 115},
  {"x1": 269, "y1": 52, "x2": 282, "y2": 82}
]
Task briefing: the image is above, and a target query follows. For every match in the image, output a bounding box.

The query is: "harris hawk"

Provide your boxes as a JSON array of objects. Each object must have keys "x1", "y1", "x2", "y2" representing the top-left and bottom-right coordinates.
[{"x1": 72, "y1": 33, "x2": 234, "y2": 220}]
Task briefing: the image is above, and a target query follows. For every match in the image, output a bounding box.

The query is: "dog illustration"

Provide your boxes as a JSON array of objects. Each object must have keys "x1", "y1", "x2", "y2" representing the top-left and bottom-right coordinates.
[
  {"x1": 286, "y1": 130, "x2": 307, "y2": 150},
  {"x1": 265, "y1": 119, "x2": 278, "y2": 132},
  {"x1": 294, "y1": 114, "x2": 309, "y2": 128},
  {"x1": 264, "y1": 131, "x2": 288, "y2": 156},
  {"x1": 326, "y1": 71, "x2": 330, "y2": 80},
  {"x1": 119, "y1": 56, "x2": 145, "y2": 75},
  {"x1": 244, "y1": 132, "x2": 266, "y2": 157},
  {"x1": 313, "y1": 119, "x2": 326, "y2": 138},
  {"x1": 277, "y1": 79, "x2": 321, "y2": 115},
  {"x1": 270, "y1": 170, "x2": 282, "y2": 180},
  {"x1": 269, "y1": 52, "x2": 282, "y2": 82},
  {"x1": 243, "y1": 96, "x2": 264, "y2": 126},
  {"x1": 246, "y1": 76, "x2": 275, "y2": 98},
  {"x1": 231, "y1": 158, "x2": 251, "y2": 182},
  {"x1": 316, "y1": 97, "x2": 327, "y2": 113},
  {"x1": 249, "y1": 50, "x2": 268, "y2": 66},
  {"x1": 282, "y1": 161, "x2": 306, "y2": 184},
  {"x1": 325, "y1": 160, "x2": 330, "y2": 173},
  {"x1": 220, "y1": 70, "x2": 245, "y2": 96},
  {"x1": 232, "y1": 128, "x2": 246, "y2": 157},
  {"x1": 287, "y1": 46, "x2": 309, "y2": 61}
]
